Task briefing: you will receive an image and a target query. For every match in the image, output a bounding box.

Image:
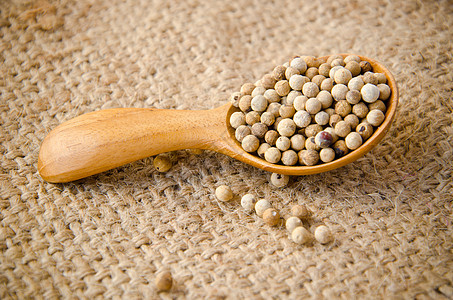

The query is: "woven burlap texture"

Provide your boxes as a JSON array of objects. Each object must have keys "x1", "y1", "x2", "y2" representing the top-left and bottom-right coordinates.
[{"x1": 1, "y1": 0, "x2": 452, "y2": 299}]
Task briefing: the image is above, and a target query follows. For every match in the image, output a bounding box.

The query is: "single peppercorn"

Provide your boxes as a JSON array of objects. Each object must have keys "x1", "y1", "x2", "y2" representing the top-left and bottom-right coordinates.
[
  {"x1": 264, "y1": 147, "x2": 282, "y2": 163},
  {"x1": 272, "y1": 65, "x2": 287, "y2": 81},
  {"x1": 245, "y1": 111, "x2": 261, "y2": 125},
  {"x1": 291, "y1": 204, "x2": 310, "y2": 219},
  {"x1": 367, "y1": 109, "x2": 385, "y2": 126},
  {"x1": 348, "y1": 76, "x2": 364, "y2": 91},
  {"x1": 344, "y1": 55, "x2": 360, "y2": 64},
  {"x1": 362, "y1": 72, "x2": 378, "y2": 85},
  {"x1": 251, "y1": 122, "x2": 268, "y2": 138},
  {"x1": 320, "y1": 78, "x2": 334, "y2": 91},
  {"x1": 286, "y1": 90, "x2": 303, "y2": 106},
  {"x1": 263, "y1": 208, "x2": 281, "y2": 226},
  {"x1": 270, "y1": 173, "x2": 290, "y2": 187},
  {"x1": 320, "y1": 147, "x2": 335, "y2": 163},
  {"x1": 290, "y1": 57, "x2": 308, "y2": 73},
  {"x1": 293, "y1": 95, "x2": 308, "y2": 111},
  {"x1": 335, "y1": 100, "x2": 352, "y2": 117},
  {"x1": 299, "y1": 149, "x2": 319, "y2": 166},
  {"x1": 314, "y1": 225, "x2": 333, "y2": 244},
  {"x1": 281, "y1": 150, "x2": 298, "y2": 165},
  {"x1": 329, "y1": 114, "x2": 343, "y2": 128},
  {"x1": 215, "y1": 185, "x2": 233, "y2": 202},
  {"x1": 240, "y1": 83, "x2": 255, "y2": 95},
  {"x1": 276, "y1": 136, "x2": 291, "y2": 151},
  {"x1": 241, "y1": 135, "x2": 260, "y2": 152},
  {"x1": 230, "y1": 91, "x2": 243, "y2": 107},
  {"x1": 251, "y1": 95, "x2": 268, "y2": 112},
  {"x1": 286, "y1": 216, "x2": 303, "y2": 233},
  {"x1": 314, "y1": 111, "x2": 329, "y2": 125},
  {"x1": 291, "y1": 226, "x2": 312, "y2": 244},
  {"x1": 261, "y1": 73, "x2": 277, "y2": 89},
  {"x1": 333, "y1": 140, "x2": 349, "y2": 157},
  {"x1": 352, "y1": 102, "x2": 369, "y2": 119},
  {"x1": 266, "y1": 102, "x2": 282, "y2": 117},
  {"x1": 346, "y1": 90, "x2": 361, "y2": 105},
  {"x1": 290, "y1": 134, "x2": 305, "y2": 151},
  {"x1": 334, "y1": 67, "x2": 352, "y2": 85},
  {"x1": 241, "y1": 193, "x2": 256, "y2": 212},
  {"x1": 312, "y1": 74, "x2": 326, "y2": 87},
  {"x1": 318, "y1": 63, "x2": 331, "y2": 77},
  {"x1": 305, "y1": 67, "x2": 319, "y2": 80},
  {"x1": 368, "y1": 100, "x2": 387, "y2": 113},
  {"x1": 255, "y1": 199, "x2": 272, "y2": 217},
  {"x1": 251, "y1": 86, "x2": 266, "y2": 97},
  {"x1": 155, "y1": 270, "x2": 173, "y2": 292},
  {"x1": 260, "y1": 112, "x2": 275, "y2": 126},
  {"x1": 285, "y1": 66, "x2": 300, "y2": 80},
  {"x1": 334, "y1": 120, "x2": 351, "y2": 138},
  {"x1": 230, "y1": 111, "x2": 246, "y2": 129},
  {"x1": 293, "y1": 110, "x2": 311, "y2": 128},
  {"x1": 302, "y1": 82, "x2": 319, "y2": 98},
  {"x1": 344, "y1": 114, "x2": 360, "y2": 129},
  {"x1": 264, "y1": 130, "x2": 279, "y2": 146},
  {"x1": 345, "y1": 132, "x2": 363, "y2": 150},
  {"x1": 239, "y1": 95, "x2": 252, "y2": 112},
  {"x1": 275, "y1": 80, "x2": 291, "y2": 96},
  {"x1": 345, "y1": 61, "x2": 361, "y2": 77},
  {"x1": 360, "y1": 60, "x2": 372, "y2": 73},
  {"x1": 316, "y1": 90, "x2": 333, "y2": 109},
  {"x1": 356, "y1": 122, "x2": 374, "y2": 140},
  {"x1": 277, "y1": 118, "x2": 296, "y2": 137},
  {"x1": 377, "y1": 83, "x2": 391, "y2": 100},
  {"x1": 263, "y1": 89, "x2": 280, "y2": 103},
  {"x1": 331, "y1": 84, "x2": 349, "y2": 101},
  {"x1": 153, "y1": 154, "x2": 172, "y2": 172},
  {"x1": 305, "y1": 98, "x2": 322, "y2": 114},
  {"x1": 304, "y1": 124, "x2": 323, "y2": 137},
  {"x1": 257, "y1": 143, "x2": 271, "y2": 158},
  {"x1": 289, "y1": 74, "x2": 305, "y2": 90},
  {"x1": 279, "y1": 105, "x2": 296, "y2": 118}
]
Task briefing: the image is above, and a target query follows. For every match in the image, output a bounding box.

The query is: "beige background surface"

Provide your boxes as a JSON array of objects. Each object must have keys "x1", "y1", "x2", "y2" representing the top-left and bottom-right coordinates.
[{"x1": 1, "y1": 0, "x2": 452, "y2": 299}]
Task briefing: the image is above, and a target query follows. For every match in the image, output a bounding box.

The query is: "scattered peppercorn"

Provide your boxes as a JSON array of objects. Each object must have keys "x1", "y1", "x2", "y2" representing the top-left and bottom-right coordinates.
[
  {"x1": 314, "y1": 225, "x2": 333, "y2": 244},
  {"x1": 156, "y1": 270, "x2": 173, "y2": 292},
  {"x1": 270, "y1": 172, "x2": 290, "y2": 187},
  {"x1": 215, "y1": 185, "x2": 233, "y2": 202},
  {"x1": 153, "y1": 154, "x2": 172, "y2": 172},
  {"x1": 263, "y1": 208, "x2": 281, "y2": 226}
]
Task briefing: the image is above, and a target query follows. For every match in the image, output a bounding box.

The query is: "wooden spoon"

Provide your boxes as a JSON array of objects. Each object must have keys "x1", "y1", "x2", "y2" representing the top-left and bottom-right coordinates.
[{"x1": 38, "y1": 54, "x2": 398, "y2": 183}]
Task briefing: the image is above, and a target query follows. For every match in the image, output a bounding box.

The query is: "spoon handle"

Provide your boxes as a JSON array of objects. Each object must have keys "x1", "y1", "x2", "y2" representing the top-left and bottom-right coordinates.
[{"x1": 38, "y1": 105, "x2": 230, "y2": 183}]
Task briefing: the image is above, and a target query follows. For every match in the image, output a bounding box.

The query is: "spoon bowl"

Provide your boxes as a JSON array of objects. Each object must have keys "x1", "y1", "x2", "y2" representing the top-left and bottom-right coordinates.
[{"x1": 38, "y1": 54, "x2": 398, "y2": 183}]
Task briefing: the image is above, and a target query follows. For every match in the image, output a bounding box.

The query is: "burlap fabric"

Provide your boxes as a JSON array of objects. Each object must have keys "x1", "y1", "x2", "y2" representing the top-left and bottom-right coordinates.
[{"x1": 1, "y1": 0, "x2": 452, "y2": 299}]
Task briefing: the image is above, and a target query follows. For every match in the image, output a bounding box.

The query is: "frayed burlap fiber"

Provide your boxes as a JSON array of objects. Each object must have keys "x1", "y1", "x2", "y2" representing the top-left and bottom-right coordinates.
[{"x1": 1, "y1": 0, "x2": 452, "y2": 299}]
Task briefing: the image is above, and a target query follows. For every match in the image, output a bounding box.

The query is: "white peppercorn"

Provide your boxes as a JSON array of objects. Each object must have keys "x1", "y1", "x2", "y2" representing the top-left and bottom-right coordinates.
[
  {"x1": 345, "y1": 61, "x2": 361, "y2": 77},
  {"x1": 302, "y1": 82, "x2": 319, "y2": 98},
  {"x1": 299, "y1": 149, "x2": 319, "y2": 165},
  {"x1": 334, "y1": 67, "x2": 352, "y2": 85},
  {"x1": 264, "y1": 147, "x2": 281, "y2": 163},
  {"x1": 344, "y1": 114, "x2": 360, "y2": 129},
  {"x1": 290, "y1": 57, "x2": 307, "y2": 73},
  {"x1": 251, "y1": 95, "x2": 268, "y2": 112},
  {"x1": 314, "y1": 225, "x2": 333, "y2": 244},
  {"x1": 304, "y1": 124, "x2": 323, "y2": 137},
  {"x1": 235, "y1": 125, "x2": 251, "y2": 142},
  {"x1": 367, "y1": 109, "x2": 385, "y2": 126},
  {"x1": 277, "y1": 118, "x2": 296, "y2": 136},
  {"x1": 314, "y1": 131, "x2": 333, "y2": 148},
  {"x1": 239, "y1": 95, "x2": 252, "y2": 112},
  {"x1": 316, "y1": 90, "x2": 333, "y2": 109},
  {"x1": 291, "y1": 226, "x2": 312, "y2": 244},
  {"x1": 281, "y1": 149, "x2": 298, "y2": 165},
  {"x1": 331, "y1": 58, "x2": 345, "y2": 67},
  {"x1": 275, "y1": 80, "x2": 291, "y2": 96},
  {"x1": 348, "y1": 76, "x2": 364, "y2": 91},
  {"x1": 314, "y1": 111, "x2": 330, "y2": 125},
  {"x1": 266, "y1": 102, "x2": 282, "y2": 117},
  {"x1": 242, "y1": 135, "x2": 260, "y2": 152},
  {"x1": 230, "y1": 91, "x2": 243, "y2": 107},
  {"x1": 153, "y1": 154, "x2": 172, "y2": 172},
  {"x1": 345, "y1": 131, "x2": 363, "y2": 150},
  {"x1": 305, "y1": 67, "x2": 319, "y2": 80},
  {"x1": 263, "y1": 208, "x2": 280, "y2": 226},
  {"x1": 312, "y1": 74, "x2": 326, "y2": 87},
  {"x1": 270, "y1": 173, "x2": 290, "y2": 187},
  {"x1": 320, "y1": 78, "x2": 334, "y2": 92},
  {"x1": 261, "y1": 73, "x2": 277, "y2": 89},
  {"x1": 290, "y1": 134, "x2": 305, "y2": 151},
  {"x1": 335, "y1": 100, "x2": 352, "y2": 117},
  {"x1": 334, "y1": 120, "x2": 351, "y2": 137},
  {"x1": 293, "y1": 95, "x2": 308, "y2": 111},
  {"x1": 331, "y1": 84, "x2": 349, "y2": 101},
  {"x1": 286, "y1": 216, "x2": 302, "y2": 233},
  {"x1": 263, "y1": 89, "x2": 280, "y2": 103},
  {"x1": 241, "y1": 193, "x2": 256, "y2": 212},
  {"x1": 264, "y1": 130, "x2": 279, "y2": 146},
  {"x1": 276, "y1": 136, "x2": 291, "y2": 151},
  {"x1": 362, "y1": 72, "x2": 378, "y2": 85},
  {"x1": 215, "y1": 185, "x2": 233, "y2": 202},
  {"x1": 272, "y1": 65, "x2": 287, "y2": 81},
  {"x1": 285, "y1": 66, "x2": 300, "y2": 80},
  {"x1": 289, "y1": 74, "x2": 305, "y2": 90},
  {"x1": 230, "y1": 111, "x2": 246, "y2": 129},
  {"x1": 327, "y1": 55, "x2": 343, "y2": 65},
  {"x1": 245, "y1": 111, "x2": 261, "y2": 125},
  {"x1": 352, "y1": 102, "x2": 369, "y2": 118},
  {"x1": 377, "y1": 83, "x2": 391, "y2": 100},
  {"x1": 279, "y1": 105, "x2": 296, "y2": 118},
  {"x1": 240, "y1": 83, "x2": 255, "y2": 95},
  {"x1": 356, "y1": 122, "x2": 374, "y2": 140},
  {"x1": 346, "y1": 90, "x2": 361, "y2": 105},
  {"x1": 251, "y1": 123, "x2": 268, "y2": 138},
  {"x1": 260, "y1": 112, "x2": 275, "y2": 126},
  {"x1": 257, "y1": 142, "x2": 271, "y2": 158},
  {"x1": 333, "y1": 140, "x2": 349, "y2": 157},
  {"x1": 320, "y1": 147, "x2": 335, "y2": 163},
  {"x1": 318, "y1": 63, "x2": 331, "y2": 77},
  {"x1": 304, "y1": 56, "x2": 320, "y2": 68},
  {"x1": 251, "y1": 86, "x2": 266, "y2": 97},
  {"x1": 255, "y1": 199, "x2": 272, "y2": 217},
  {"x1": 305, "y1": 98, "x2": 322, "y2": 114},
  {"x1": 291, "y1": 204, "x2": 310, "y2": 219},
  {"x1": 368, "y1": 100, "x2": 387, "y2": 113}
]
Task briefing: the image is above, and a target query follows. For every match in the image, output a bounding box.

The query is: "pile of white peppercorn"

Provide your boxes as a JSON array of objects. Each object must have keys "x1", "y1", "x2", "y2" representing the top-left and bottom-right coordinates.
[{"x1": 229, "y1": 55, "x2": 391, "y2": 166}]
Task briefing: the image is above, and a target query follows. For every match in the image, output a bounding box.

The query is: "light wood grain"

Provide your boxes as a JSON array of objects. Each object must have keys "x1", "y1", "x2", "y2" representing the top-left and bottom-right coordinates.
[{"x1": 38, "y1": 54, "x2": 398, "y2": 183}]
